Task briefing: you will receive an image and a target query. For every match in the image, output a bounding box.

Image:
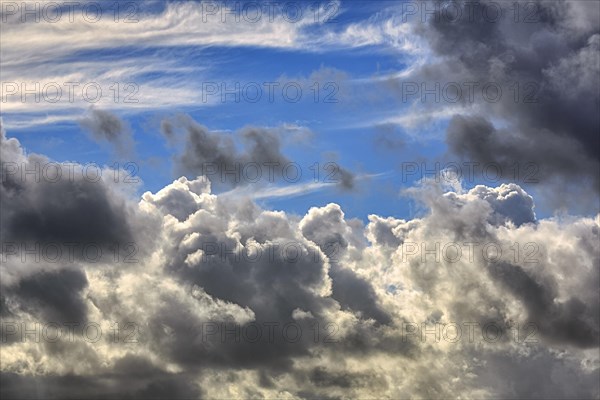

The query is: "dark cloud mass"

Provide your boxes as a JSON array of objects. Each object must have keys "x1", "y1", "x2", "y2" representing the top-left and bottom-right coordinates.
[
  {"x1": 403, "y1": 0, "x2": 600, "y2": 203},
  {"x1": 9, "y1": 268, "x2": 89, "y2": 325},
  {"x1": 0, "y1": 121, "x2": 139, "y2": 264},
  {"x1": 3, "y1": 121, "x2": 599, "y2": 398}
]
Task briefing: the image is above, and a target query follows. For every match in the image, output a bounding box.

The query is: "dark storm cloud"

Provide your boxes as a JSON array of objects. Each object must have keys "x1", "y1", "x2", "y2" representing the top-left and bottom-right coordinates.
[
  {"x1": 1, "y1": 173, "x2": 133, "y2": 246},
  {"x1": 489, "y1": 261, "x2": 599, "y2": 348},
  {"x1": 1, "y1": 122, "x2": 136, "y2": 253},
  {"x1": 155, "y1": 243, "x2": 333, "y2": 370},
  {"x1": 1, "y1": 1, "x2": 599, "y2": 389},
  {"x1": 308, "y1": 366, "x2": 386, "y2": 389},
  {"x1": 0, "y1": 356, "x2": 203, "y2": 400},
  {"x1": 154, "y1": 238, "x2": 397, "y2": 371},
  {"x1": 477, "y1": 349, "x2": 600, "y2": 399},
  {"x1": 79, "y1": 109, "x2": 135, "y2": 158},
  {"x1": 112, "y1": 355, "x2": 204, "y2": 399},
  {"x1": 407, "y1": 0, "x2": 600, "y2": 196},
  {"x1": 6, "y1": 268, "x2": 88, "y2": 324},
  {"x1": 446, "y1": 113, "x2": 599, "y2": 188},
  {"x1": 328, "y1": 265, "x2": 391, "y2": 325}
]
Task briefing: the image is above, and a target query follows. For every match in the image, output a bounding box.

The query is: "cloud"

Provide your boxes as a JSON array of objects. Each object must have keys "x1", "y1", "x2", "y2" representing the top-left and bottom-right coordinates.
[
  {"x1": 6, "y1": 268, "x2": 89, "y2": 325},
  {"x1": 0, "y1": 128, "x2": 135, "y2": 248},
  {"x1": 79, "y1": 109, "x2": 135, "y2": 158},
  {"x1": 2, "y1": 127, "x2": 598, "y2": 398},
  {"x1": 0, "y1": 1, "x2": 382, "y2": 121},
  {"x1": 397, "y1": 0, "x2": 600, "y2": 207},
  {"x1": 0, "y1": 119, "x2": 157, "y2": 289},
  {"x1": 170, "y1": 117, "x2": 290, "y2": 189},
  {"x1": 3, "y1": 2, "x2": 599, "y2": 397},
  {"x1": 0, "y1": 1, "x2": 425, "y2": 125},
  {"x1": 160, "y1": 115, "x2": 357, "y2": 192}
]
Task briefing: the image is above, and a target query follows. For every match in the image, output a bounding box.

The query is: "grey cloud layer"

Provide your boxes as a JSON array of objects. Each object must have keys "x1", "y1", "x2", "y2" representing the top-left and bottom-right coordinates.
[{"x1": 1, "y1": 128, "x2": 598, "y2": 398}]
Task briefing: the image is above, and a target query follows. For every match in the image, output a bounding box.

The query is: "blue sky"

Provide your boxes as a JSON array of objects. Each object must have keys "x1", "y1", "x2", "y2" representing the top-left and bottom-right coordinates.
[{"x1": 0, "y1": 0, "x2": 575, "y2": 221}]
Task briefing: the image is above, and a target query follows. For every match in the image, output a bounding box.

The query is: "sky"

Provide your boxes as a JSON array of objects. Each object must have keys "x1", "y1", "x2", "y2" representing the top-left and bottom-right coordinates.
[{"x1": 1, "y1": 0, "x2": 599, "y2": 399}]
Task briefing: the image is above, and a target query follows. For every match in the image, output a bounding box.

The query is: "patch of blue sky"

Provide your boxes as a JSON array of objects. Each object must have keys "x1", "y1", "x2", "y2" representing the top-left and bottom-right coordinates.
[{"x1": 4, "y1": 0, "x2": 562, "y2": 222}]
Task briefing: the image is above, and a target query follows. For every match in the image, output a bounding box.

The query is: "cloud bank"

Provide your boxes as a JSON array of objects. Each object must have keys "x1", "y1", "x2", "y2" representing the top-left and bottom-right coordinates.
[{"x1": 1, "y1": 125, "x2": 598, "y2": 399}]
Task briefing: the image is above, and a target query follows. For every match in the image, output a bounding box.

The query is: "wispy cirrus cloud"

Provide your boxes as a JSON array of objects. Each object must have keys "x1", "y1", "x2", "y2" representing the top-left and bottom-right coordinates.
[{"x1": 1, "y1": 1, "x2": 425, "y2": 122}]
